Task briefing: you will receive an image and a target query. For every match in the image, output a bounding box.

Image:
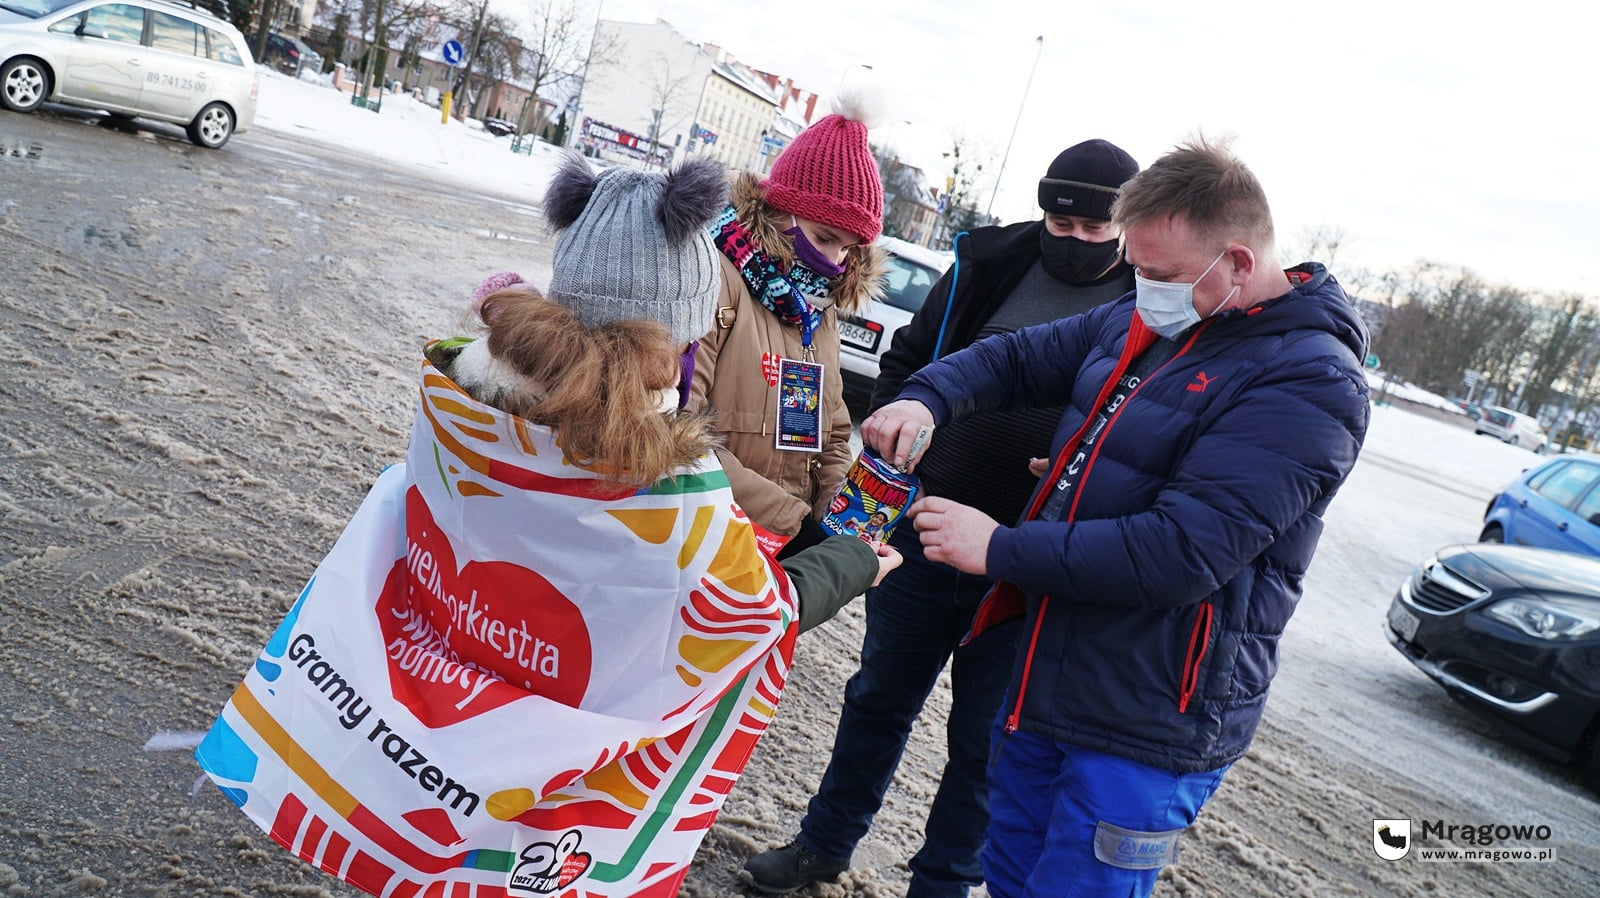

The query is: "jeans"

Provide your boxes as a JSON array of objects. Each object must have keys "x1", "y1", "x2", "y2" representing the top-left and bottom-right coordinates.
[
  {"x1": 982, "y1": 726, "x2": 1230, "y2": 898},
  {"x1": 795, "y1": 525, "x2": 1021, "y2": 898}
]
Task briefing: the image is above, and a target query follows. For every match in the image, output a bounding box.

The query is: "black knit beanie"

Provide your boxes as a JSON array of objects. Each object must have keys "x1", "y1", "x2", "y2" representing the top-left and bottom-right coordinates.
[{"x1": 1037, "y1": 139, "x2": 1140, "y2": 220}]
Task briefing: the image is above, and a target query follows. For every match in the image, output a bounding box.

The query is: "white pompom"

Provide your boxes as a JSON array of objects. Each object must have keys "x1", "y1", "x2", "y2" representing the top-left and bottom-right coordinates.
[{"x1": 830, "y1": 65, "x2": 888, "y2": 130}]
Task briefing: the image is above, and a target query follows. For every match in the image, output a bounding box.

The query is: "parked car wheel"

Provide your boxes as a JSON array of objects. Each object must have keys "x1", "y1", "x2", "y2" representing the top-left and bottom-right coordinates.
[
  {"x1": 0, "y1": 57, "x2": 49, "y2": 113},
  {"x1": 187, "y1": 103, "x2": 235, "y2": 149},
  {"x1": 1480, "y1": 523, "x2": 1505, "y2": 543}
]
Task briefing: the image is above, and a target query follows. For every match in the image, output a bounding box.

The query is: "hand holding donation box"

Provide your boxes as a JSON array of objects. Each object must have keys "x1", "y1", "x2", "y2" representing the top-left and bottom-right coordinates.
[{"x1": 821, "y1": 448, "x2": 921, "y2": 547}]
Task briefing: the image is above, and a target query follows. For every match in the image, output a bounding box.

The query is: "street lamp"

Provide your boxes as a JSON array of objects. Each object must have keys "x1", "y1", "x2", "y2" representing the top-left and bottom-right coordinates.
[{"x1": 986, "y1": 35, "x2": 1043, "y2": 220}]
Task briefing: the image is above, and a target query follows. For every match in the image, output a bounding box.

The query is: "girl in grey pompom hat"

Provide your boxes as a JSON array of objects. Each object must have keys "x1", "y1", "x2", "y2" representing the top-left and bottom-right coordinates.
[{"x1": 430, "y1": 153, "x2": 730, "y2": 486}]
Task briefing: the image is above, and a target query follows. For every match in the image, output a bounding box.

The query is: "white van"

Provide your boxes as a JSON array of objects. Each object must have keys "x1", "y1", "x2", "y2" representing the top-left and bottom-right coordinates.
[
  {"x1": 1476, "y1": 406, "x2": 1549, "y2": 452},
  {"x1": 0, "y1": 0, "x2": 258, "y2": 147}
]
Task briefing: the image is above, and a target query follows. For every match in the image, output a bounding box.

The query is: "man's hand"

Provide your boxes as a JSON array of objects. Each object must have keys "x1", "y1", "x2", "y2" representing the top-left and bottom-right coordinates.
[
  {"x1": 909, "y1": 496, "x2": 999, "y2": 575},
  {"x1": 861, "y1": 399, "x2": 935, "y2": 472}
]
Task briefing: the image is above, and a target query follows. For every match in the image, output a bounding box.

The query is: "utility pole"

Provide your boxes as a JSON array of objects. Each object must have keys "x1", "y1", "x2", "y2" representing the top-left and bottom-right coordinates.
[{"x1": 986, "y1": 35, "x2": 1043, "y2": 220}]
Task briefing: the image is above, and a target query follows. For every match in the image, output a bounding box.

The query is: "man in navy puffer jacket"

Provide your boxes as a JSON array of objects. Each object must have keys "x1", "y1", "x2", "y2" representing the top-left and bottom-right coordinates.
[{"x1": 861, "y1": 137, "x2": 1370, "y2": 898}]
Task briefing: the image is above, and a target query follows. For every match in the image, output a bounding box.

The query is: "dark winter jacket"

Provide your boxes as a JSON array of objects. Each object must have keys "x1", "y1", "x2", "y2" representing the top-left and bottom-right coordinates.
[
  {"x1": 871, "y1": 220, "x2": 1130, "y2": 409},
  {"x1": 895, "y1": 264, "x2": 1371, "y2": 773},
  {"x1": 870, "y1": 220, "x2": 1133, "y2": 522}
]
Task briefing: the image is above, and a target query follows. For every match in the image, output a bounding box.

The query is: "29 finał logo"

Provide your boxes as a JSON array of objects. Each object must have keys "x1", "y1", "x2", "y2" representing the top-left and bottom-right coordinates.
[
  {"x1": 1374, "y1": 818, "x2": 1411, "y2": 861},
  {"x1": 509, "y1": 830, "x2": 592, "y2": 894}
]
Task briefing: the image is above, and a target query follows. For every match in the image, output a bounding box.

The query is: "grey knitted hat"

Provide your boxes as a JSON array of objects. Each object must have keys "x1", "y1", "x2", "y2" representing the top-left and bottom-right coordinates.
[{"x1": 544, "y1": 154, "x2": 727, "y2": 346}]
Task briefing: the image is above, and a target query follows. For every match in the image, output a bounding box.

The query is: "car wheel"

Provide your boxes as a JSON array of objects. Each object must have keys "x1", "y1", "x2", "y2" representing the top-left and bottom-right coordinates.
[
  {"x1": 1479, "y1": 523, "x2": 1505, "y2": 543},
  {"x1": 0, "y1": 57, "x2": 50, "y2": 113},
  {"x1": 187, "y1": 102, "x2": 235, "y2": 149}
]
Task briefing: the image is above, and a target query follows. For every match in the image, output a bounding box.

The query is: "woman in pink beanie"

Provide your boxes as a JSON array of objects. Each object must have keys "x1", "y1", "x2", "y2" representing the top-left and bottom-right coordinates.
[{"x1": 689, "y1": 84, "x2": 888, "y2": 560}]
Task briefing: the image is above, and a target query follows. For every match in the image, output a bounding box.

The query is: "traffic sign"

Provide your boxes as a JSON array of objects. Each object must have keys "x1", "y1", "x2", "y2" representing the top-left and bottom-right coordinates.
[{"x1": 442, "y1": 40, "x2": 464, "y2": 67}]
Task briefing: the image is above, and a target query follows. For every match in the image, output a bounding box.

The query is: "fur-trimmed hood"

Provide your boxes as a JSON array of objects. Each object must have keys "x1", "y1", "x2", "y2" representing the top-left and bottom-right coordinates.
[{"x1": 730, "y1": 171, "x2": 886, "y2": 316}]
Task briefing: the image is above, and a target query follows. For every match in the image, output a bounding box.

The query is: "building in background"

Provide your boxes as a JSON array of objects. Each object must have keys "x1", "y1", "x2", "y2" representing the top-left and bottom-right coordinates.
[
  {"x1": 578, "y1": 19, "x2": 713, "y2": 167},
  {"x1": 693, "y1": 50, "x2": 779, "y2": 172}
]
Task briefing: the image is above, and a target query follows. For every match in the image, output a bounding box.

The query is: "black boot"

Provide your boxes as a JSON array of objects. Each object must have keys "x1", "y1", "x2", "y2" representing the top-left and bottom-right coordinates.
[{"x1": 743, "y1": 841, "x2": 850, "y2": 893}]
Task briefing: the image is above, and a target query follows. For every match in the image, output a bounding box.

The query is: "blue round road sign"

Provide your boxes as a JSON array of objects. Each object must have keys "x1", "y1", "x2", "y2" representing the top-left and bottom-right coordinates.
[{"x1": 442, "y1": 40, "x2": 464, "y2": 66}]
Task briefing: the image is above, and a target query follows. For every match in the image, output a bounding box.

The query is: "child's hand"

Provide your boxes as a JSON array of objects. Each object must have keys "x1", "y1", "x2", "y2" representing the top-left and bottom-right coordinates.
[
  {"x1": 1028, "y1": 456, "x2": 1049, "y2": 477},
  {"x1": 870, "y1": 543, "x2": 904, "y2": 587}
]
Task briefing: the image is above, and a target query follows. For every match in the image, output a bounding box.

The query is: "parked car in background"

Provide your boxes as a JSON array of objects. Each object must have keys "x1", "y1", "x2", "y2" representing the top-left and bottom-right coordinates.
[
  {"x1": 1480, "y1": 455, "x2": 1600, "y2": 556},
  {"x1": 1476, "y1": 405, "x2": 1549, "y2": 452},
  {"x1": 838, "y1": 235, "x2": 953, "y2": 410},
  {"x1": 260, "y1": 32, "x2": 318, "y2": 78},
  {"x1": 1449, "y1": 397, "x2": 1484, "y2": 422},
  {"x1": 0, "y1": 0, "x2": 258, "y2": 148},
  {"x1": 1385, "y1": 542, "x2": 1600, "y2": 793}
]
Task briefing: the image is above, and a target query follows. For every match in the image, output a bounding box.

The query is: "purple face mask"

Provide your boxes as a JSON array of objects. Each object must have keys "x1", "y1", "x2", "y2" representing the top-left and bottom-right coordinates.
[
  {"x1": 784, "y1": 220, "x2": 849, "y2": 277},
  {"x1": 676, "y1": 340, "x2": 699, "y2": 410}
]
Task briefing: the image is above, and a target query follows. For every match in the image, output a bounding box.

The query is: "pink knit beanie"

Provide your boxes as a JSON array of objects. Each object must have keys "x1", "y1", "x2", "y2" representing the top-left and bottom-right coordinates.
[{"x1": 763, "y1": 111, "x2": 883, "y2": 245}]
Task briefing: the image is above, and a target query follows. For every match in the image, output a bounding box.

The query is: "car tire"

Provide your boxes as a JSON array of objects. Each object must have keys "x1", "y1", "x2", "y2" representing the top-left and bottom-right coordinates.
[
  {"x1": 187, "y1": 102, "x2": 235, "y2": 149},
  {"x1": 1479, "y1": 523, "x2": 1505, "y2": 543},
  {"x1": 0, "y1": 57, "x2": 50, "y2": 113}
]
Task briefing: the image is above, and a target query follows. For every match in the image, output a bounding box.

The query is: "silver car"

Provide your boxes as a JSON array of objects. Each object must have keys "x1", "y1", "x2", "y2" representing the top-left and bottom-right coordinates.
[{"x1": 0, "y1": 0, "x2": 257, "y2": 148}]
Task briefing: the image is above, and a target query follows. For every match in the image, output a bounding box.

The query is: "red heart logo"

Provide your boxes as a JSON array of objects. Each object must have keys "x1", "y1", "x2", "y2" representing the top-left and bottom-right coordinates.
[
  {"x1": 761, "y1": 353, "x2": 781, "y2": 387},
  {"x1": 376, "y1": 488, "x2": 594, "y2": 727},
  {"x1": 557, "y1": 851, "x2": 592, "y2": 887}
]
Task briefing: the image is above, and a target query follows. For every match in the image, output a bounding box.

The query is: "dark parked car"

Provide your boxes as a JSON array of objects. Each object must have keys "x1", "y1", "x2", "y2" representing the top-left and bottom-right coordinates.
[
  {"x1": 1480, "y1": 455, "x2": 1600, "y2": 557},
  {"x1": 260, "y1": 32, "x2": 319, "y2": 77},
  {"x1": 1386, "y1": 543, "x2": 1600, "y2": 792}
]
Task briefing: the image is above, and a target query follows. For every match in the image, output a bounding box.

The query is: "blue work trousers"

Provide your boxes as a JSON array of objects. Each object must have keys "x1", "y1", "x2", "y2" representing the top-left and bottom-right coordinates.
[
  {"x1": 796, "y1": 525, "x2": 1020, "y2": 898},
  {"x1": 983, "y1": 725, "x2": 1230, "y2": 898}
]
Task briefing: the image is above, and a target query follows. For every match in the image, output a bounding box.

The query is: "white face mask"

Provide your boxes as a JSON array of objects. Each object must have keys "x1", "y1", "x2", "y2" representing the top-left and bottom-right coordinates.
[{"x1": 1134, "y1": 249, "x2": 1239, "y2": 339}]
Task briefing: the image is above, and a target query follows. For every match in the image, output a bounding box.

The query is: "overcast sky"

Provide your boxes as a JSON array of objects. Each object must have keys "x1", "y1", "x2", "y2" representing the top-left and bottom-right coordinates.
[{"x1": 579, "y1": 0, "x2": 1596, "y2": 299}]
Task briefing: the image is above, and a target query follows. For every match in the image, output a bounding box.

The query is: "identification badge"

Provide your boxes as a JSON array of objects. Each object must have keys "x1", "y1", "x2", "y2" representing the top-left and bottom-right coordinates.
[{"x1": 775, "y1": 357, "x2": 823, "y2": 453}]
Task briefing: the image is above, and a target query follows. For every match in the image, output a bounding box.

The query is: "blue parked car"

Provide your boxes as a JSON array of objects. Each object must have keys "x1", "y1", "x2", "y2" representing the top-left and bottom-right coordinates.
[{"x1": 1481, "y1": 456, "x2": 1600, "y2": 556}]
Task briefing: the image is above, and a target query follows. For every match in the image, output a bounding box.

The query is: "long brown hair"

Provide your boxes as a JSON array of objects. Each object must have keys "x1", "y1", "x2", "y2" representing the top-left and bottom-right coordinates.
[{"x1": 477, "y1": 288, "x2": 716, "y2": 486}]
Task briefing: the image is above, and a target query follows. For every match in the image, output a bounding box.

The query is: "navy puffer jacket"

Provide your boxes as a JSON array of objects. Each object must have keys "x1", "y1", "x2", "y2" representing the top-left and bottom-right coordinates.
[{"x1": 897, "y1": 264, "x2": 1370, "y2": 772}]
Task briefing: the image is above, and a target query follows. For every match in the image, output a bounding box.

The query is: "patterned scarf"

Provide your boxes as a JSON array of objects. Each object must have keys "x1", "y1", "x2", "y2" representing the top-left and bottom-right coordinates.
[{"x1": 711, "y1": 206, "x2": 829, "y2": 341}]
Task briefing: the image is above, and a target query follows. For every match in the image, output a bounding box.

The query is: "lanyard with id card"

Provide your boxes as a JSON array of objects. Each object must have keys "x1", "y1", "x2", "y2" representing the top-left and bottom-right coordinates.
[{"x1": 775, "y1": 357, "x2": 824, "y2": 452}]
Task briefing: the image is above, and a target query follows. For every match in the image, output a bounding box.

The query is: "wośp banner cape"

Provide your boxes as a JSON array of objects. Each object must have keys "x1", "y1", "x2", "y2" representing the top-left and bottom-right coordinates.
[{"x1": 197, "y1": 356, "x2": 798, "y2": 897}]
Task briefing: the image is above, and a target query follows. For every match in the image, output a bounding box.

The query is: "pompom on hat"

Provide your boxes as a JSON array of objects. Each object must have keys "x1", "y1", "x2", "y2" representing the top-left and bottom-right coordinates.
[
  {"x1": 1037, "y1": 138, "x2": 1140, "y2": 221},
  {"x1": 762, "y1": 73, "x2": 885, "y2": 245},
  {"x1": 543, "y1": 153, "x2": 728, "y2": 345}
]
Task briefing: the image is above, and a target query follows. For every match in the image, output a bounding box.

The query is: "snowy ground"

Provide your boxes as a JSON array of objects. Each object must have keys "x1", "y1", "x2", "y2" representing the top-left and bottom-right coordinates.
[{"x1": 1, "y1": 72, "x2": 1597, "y2": 896}]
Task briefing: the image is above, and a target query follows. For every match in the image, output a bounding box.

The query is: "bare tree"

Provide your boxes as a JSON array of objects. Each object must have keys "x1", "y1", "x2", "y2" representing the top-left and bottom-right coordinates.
[
  {"x1": 349, "y1": 0, "x2": 434, "y2": 91},
  {"x1": 934, "y1": 135, "x2": 992, "y2": 247},
  {"x1": 445, "y1": 0, "x2": 520, "y2": 120},
  {"x1": 512, "y1": 0, "x2": 615, "y2": 138},
  {"x1": 642, "y1": 52, "x2": 694, "y2": 167}
]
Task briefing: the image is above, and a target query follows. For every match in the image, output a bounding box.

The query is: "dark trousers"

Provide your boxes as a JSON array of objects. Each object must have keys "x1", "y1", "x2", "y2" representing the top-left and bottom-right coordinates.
[{"x1": 795, "y1": 525, "x2": 1020, "y2": 898}]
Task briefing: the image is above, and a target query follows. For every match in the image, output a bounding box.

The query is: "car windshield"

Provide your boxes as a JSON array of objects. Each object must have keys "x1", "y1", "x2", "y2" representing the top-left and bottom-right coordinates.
[
  {"x1": 880, "y1": 255, "x2": 940, "y2": 314},
  {"x1": 0, "y1": 0, "x2": 81, "y2": 16}
]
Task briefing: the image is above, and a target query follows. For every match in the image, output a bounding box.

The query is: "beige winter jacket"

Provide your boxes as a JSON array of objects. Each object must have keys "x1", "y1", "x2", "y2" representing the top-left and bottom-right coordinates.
[{"x1": 690, "y1": 172, "x2": 885, "y2": 537}]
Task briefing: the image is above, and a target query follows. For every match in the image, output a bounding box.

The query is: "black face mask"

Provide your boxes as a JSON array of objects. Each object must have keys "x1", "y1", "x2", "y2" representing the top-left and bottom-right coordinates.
[{"x1": 1039, "y1": 230, "x2": 1122, "y2": 285}]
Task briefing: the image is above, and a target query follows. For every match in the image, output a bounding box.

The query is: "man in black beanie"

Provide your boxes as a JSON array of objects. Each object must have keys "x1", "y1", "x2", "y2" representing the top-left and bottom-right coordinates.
[{"x1": 744, "y1": 139, "x2": 1140, "y2": 897}]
